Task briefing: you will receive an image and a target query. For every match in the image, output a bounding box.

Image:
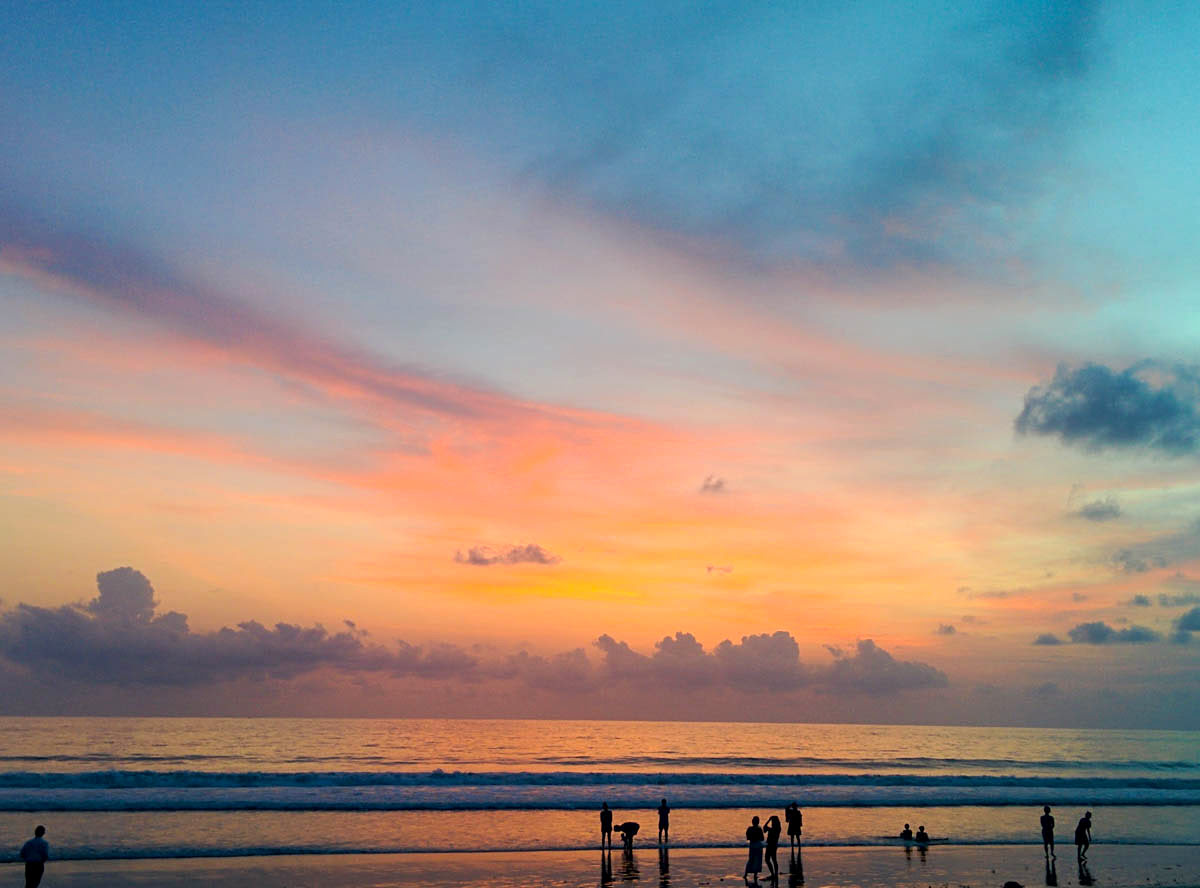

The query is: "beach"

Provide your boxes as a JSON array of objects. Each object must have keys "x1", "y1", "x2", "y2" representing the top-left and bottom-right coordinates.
[{"x1": 9, "y1": 845, "x2": 1199, "y2": 888}]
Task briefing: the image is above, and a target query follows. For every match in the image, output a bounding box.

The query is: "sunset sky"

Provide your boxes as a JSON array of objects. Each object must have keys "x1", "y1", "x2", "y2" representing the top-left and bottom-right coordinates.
[{"x1": 3, "y1": 1, "x2": 1200, "y2": 727}]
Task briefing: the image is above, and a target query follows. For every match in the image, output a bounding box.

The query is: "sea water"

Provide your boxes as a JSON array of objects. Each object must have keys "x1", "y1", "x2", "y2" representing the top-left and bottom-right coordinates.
[{"x1": 0, "y1": 718, "x2": 1197, "y2": 860}]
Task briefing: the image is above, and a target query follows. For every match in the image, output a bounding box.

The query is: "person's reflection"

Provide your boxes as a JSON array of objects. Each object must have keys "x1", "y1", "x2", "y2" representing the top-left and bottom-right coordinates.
[
  {"x1": 658, "y1": 845, "x2": 670, "y2": 887},
  {"x1": 601, "y1": 849, "x2": 613, "y2": 886},
  {"x1": 1044, "y1": 856, "x2": 1057, "y2": 886},
  {"x1": 903, "y1": 844, "x2": 913, "y2": 865},
  {"x1": 619, "y1": 847, "x2": 640, "y2": 882},
  {"x1": 917, "y1": 844, "x2": 928, "y2": 864},
  {"x1": 787, "y1": 847, "x2": 804, "y2": 886},
  {"x1": 1077, "y1": 859, "x2": 1094, "y2": 886}
]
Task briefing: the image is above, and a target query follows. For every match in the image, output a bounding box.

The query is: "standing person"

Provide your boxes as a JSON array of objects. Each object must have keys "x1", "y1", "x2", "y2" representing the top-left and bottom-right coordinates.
[
  {"x1": 600, "y1": 802, "x2": 613, "y2": 850},
  {"x1": 1040, "y1": 805, "x2": 1055, "y2": 857},
  {"x1": 763, "y1": 814, "x2": 782, "y2": 882},
  {"x1": 785, "y1": 801, "x2": 803, "y2": 850},
  {"x1": 744, "y1": 815, "x2": 765, "y2": 885},
  {"x1": 19, "y1": 825, "x2": 49, "y2": 888},
  {"x1": 657, "y1": 798, "x2": 671, "y2": 844},
  {"x1": 1074, "y1": 811, "x2": 1092, "y2": 862}
]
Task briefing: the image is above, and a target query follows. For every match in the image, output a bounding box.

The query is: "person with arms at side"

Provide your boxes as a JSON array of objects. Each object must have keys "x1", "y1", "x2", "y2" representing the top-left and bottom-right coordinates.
[
  {"x1": 657, "y1": 798, "x2": 670, "y2": 844},
  {"x1": 914, "y1": 825, "x2": 930, "y2": 843},
  {"x1": 19, "y1": 825, "x2": 49, "y2": 888},
  {"x1": 1040, "y1": 805, "x2": 1055, "y2": 858},
  {"x1": 785, "y1": 801, "x2": 802, "y2": 850},
  {"x1": 744, "y1": 815, "x2": 765, "y2": 885},
  {"x1": 600, "y1": 802, "x2": 614, "y2": 850},
  {"x1": 899, "y1": 822, "x2": 913, "y2": 841}
]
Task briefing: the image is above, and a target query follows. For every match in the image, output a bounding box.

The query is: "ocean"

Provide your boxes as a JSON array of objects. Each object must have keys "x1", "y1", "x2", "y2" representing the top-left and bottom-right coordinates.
[{"x1": 1, "y1": 718, "x2": 1197, "y2": 861}]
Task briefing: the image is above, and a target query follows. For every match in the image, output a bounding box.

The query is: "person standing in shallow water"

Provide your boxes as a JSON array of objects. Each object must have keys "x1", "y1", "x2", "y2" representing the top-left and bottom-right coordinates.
[
  {"x1": 657, "y1": 798, "x2": 670, "y2": 844},
  {"x1": 763, "y1": 814, "x2": 783, "y2": 882},
  {"x1": 1074, "y1": 811, "x2": 1091, "y2": 862},
  {"x1": 600, "y1": 802, "x2": 613, "y2": 850},
  {"x1": 1040, "y1": 805, "x2": 1055, "y2": 857},
  {"x1": 785, "y1": 801, "x2": 802, "y2": 850},
  {"x1": 744, "y1": 815, "x2": 765, "y2": 885},
  {"x1": 19, "y1": 825, "x2": 49, "y2": 888}
]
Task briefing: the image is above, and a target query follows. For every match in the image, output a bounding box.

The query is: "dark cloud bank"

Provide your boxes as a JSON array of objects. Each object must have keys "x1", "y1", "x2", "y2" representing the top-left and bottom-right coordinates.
[{"x1": 0, "y1": 569, "x2": 946, "y2": 699}]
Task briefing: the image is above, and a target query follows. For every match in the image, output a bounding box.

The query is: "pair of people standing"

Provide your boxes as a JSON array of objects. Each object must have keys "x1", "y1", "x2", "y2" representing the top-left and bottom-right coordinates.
[
  {"x1": 745, "y1": 807, "x2": 798, "y2": 885},
  {"x1": 1039, "y1": 806, "x2": 1092, "y2": 862}
]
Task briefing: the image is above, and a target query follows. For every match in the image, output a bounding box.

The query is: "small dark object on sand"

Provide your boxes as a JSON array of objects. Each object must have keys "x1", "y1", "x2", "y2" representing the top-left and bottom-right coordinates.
[{"x1": 1003, "y1": 881, "x2": 1024, "y2": 888}]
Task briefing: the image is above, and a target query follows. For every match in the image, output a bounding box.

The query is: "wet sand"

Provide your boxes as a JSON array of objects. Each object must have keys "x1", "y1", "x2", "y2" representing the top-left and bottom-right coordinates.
[{"x1": 9, "y1": 844, "x2": 1199, "y2": 887}]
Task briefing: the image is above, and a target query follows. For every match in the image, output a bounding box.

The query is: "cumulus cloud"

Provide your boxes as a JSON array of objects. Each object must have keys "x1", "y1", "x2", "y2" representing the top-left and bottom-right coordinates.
[
  {"x1": 1015, "y1": 362, "x2": 1200, "y2": 455},
  {"x1": 1177, "y1": 607, "x2": 1200, "y2": 632},
  {"x1": 1159, "y1": 574, "x2": 1200, "y2": 606},
  {"x1": 1033, "y1": 633, "x2": 1064, "y2": 645},
  {"x1": 0, "y1": 569, "x2": 949, "y2": 699},
  {"x1": 1075, "y1": 497, "x2": 1122, "y2": 521},
  {"x1": 454, "y1": 544, "x2": 560, "y2": 566},
  {"x1": 821, "y1": 640, "x2": 948, "y2": 694},
  {"x1": 0, "y1": 568, "x2": 479, "y2": 686},
  {"x1": 1066, "y1": 621, "x2": 1160, "y2": 644},
  {"x1": 699, "y1": 475, "x2": 726, "y2": 494}
]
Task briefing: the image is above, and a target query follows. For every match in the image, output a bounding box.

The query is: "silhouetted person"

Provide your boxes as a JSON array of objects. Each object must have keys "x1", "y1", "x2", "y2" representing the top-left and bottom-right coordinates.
[
  {"x1": 763, "y1": 814, "x2": 782, "y2": 882},
  {"x1": 899, "y1": 822, "x2": 913, "y2": 841},
  {"x1": 744, "y1": 815, "x2": 765, "y2": 885},
  {"x1": 1074, "y1": 811, "x2": 1091, "y2": 862},
  {"x1": 600, "y1": 802, "x2": 614, "y2": 849},
  {"x1": 617, "y1": 820, "x2": 640, "y2": 854},
  {"x1": 914, "y1": 825, "x2": 930, "y2": 843},
  {"x1": 658, "y1": 798, "x2": 671, "y2": 844},
  {"x1": 1045, "y1": 855, "x2": 1058, "y2": 886},
  {"x1": 20, "y1": 825, "x2": 49, "y2": 888},
  {"x1": 785, "y1": 801, "x2": 803, "y2": 849},
  {"x1": 1040, "y1": 806, "x2": 1055, "y2": 857}
]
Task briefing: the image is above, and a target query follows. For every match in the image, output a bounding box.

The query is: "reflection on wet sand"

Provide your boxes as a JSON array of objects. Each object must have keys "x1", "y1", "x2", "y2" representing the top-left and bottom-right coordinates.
[{"x1": 787, "y1": 846, "x2": 804, "y2": 886}]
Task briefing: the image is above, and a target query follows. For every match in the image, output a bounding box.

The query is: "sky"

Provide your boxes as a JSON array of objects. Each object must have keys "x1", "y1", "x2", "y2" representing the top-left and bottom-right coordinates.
[{"x1": 2, "y1": 1, "x2": 1200, "y2": 727}]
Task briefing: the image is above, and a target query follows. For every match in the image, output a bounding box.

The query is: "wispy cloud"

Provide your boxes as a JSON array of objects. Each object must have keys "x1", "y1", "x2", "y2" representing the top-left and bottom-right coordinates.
[{"x1": 0, "y1": 209, "x2": 563, "y2": 427}]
